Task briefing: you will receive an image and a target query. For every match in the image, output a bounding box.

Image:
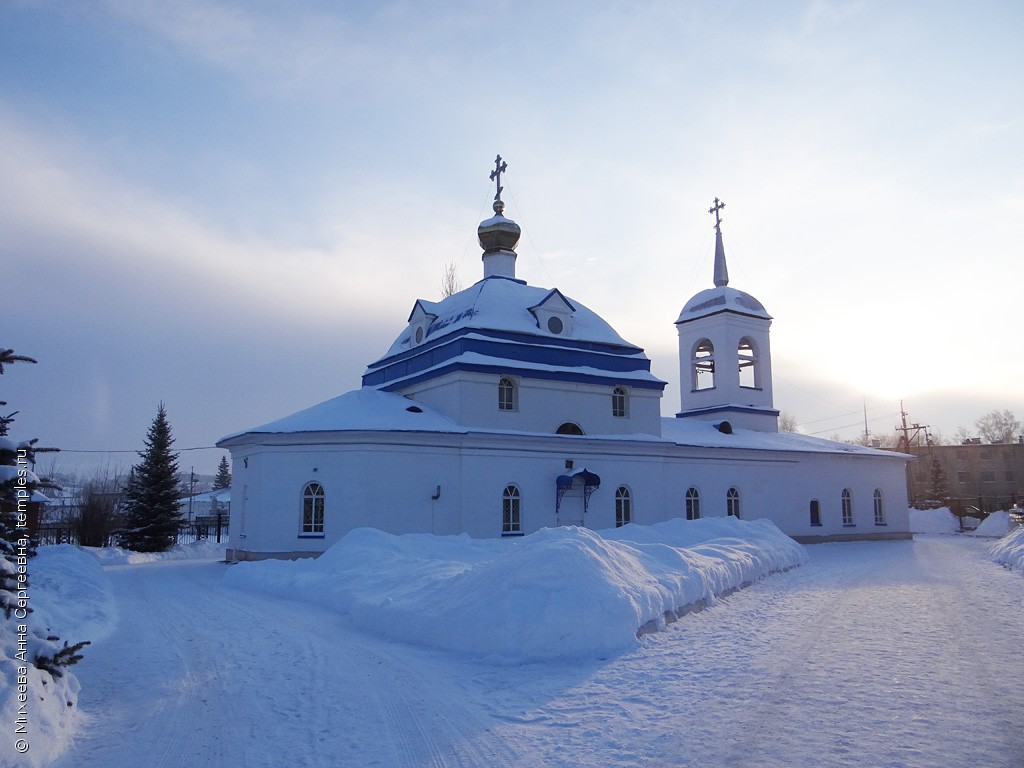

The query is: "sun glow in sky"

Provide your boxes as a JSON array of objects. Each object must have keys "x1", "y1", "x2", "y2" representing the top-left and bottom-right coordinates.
[{"x1": 2, "y1": 1, "x2": 1022, "y2": 475}]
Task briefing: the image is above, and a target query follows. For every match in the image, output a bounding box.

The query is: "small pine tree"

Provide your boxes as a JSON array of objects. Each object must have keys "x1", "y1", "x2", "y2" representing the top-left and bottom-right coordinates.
[
  {"x1": 925, "y1": 457, "x2": 950, "y2": 509},
  {"x1": 120, "y1": 403, "x2": 182, "y2": 552},
  {"x1": 212, "y1": 455, "x2": 231, "y2": 490}
]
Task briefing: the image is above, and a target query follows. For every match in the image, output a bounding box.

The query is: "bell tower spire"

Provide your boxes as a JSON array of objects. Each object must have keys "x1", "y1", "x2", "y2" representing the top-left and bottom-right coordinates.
[{"x1": 709, "y1": 196, "x2": 729, "y2": 288}]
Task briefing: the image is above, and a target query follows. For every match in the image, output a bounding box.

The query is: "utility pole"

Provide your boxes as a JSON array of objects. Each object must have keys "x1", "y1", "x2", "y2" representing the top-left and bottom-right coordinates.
[{"x1": 895, "y1": 401, "x2": 930, "y2": 453}]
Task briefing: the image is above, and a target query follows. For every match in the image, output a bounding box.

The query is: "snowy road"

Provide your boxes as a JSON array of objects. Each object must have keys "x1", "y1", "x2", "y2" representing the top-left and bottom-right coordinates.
[{"x1": 53, "y1": 536, "x2": 1023, "y2": 768}]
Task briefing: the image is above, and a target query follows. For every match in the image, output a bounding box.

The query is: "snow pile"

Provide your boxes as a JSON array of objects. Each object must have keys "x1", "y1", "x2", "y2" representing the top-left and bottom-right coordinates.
[
  {"x1": 0, "y1": 546, "x2": 115, "y2": 767},
  {"x1": 89, "y1": 538, "x2": 227, "y2": 565},
  {"x1": 972, "y1": 510, "x2": 1015, "y2": 538},
  {"x1": 224, "y1": 517, "x2": 805, "y2": 660},
  {"x1": 908, "y1": 507, "x2": 959, "y2": 533},
  {"x1": 989, "y1": 526, "x2": 1024, "y2": 572},
  {"x1": 30, "y1": 545, "x2": 117, "y2": 642}
]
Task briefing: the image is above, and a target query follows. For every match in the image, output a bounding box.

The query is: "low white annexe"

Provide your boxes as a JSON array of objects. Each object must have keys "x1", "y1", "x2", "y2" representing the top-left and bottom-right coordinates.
[{"x1": 224, "y1": 421, "x2": 909, "y2": 561}]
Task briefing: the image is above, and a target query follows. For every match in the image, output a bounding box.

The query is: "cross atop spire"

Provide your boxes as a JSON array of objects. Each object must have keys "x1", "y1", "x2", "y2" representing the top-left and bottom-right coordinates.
[
  {"x1": 489, "y1": 154, "x2": 508, "y2": 214},
  {"x1": 709, "y1": 197, "x2": 725, "y2": 233},
  {"x1": 709, "y1": 197, "x2": 729, "y2": 287}
]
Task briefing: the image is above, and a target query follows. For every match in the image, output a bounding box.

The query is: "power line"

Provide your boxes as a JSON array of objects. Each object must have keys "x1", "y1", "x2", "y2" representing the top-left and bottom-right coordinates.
[{"x1": 57, "y1": 445, "x2": 220, "y2": 454}]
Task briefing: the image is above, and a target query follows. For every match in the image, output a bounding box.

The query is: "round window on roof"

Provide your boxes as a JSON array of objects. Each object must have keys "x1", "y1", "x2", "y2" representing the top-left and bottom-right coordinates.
[
  {"x1": 547, "y1": 316, "x2": 563, "y2": 334},
  {"x1": 415, "y1": 326, "x2": 424, "y2": 344}
]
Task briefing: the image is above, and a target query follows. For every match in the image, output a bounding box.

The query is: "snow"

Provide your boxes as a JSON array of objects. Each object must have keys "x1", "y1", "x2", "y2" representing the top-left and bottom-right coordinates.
[
  {"x1": 219, "y1": 384, "x2": 906, "y2": 464},
  {"x1": 908, "y1": 506, "x2": 960, "y2": 533},
  {"x1": 974, "y1": 509, "x2": 1016, "y2": 537},
  {"x1": 219, "y1": 387, "x2": 465, "y2": 439},
  {"x1": 222, "y1": 517, "x2": 805, "y2": 661},
  {"x1": 379, "y1": 277, "x2": 635, "y2": 359},
  {"x1": 16, "y1": 528, "x2": 1024, "y2": 768},
  {"x1": 990, "y1": 525, "x2": 1024, "y2": 571},
  {"x1": 908, "y1": 507, "x2": 1020, "y2": 538},
  {"x1": 86, "y1": 538, "x2": 228, "y2": 566}
]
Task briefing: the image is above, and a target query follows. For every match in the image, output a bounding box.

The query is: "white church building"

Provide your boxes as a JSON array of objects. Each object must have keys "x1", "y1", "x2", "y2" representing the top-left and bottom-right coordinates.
[{"x1": 219, "y1": 159, "x2": 911, "y2": 561}]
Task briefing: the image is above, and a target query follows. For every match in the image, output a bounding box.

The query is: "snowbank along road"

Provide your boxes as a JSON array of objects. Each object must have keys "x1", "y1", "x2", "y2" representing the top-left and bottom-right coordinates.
[{"x1": 50, "y1": 535, "x2": 1023, "y2": 768}]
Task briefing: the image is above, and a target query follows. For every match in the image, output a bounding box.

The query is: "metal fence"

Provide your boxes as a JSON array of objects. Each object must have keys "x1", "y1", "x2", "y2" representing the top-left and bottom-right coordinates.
[{"x1": 34, "y1": 513, "x2": 228, "y2": 549}]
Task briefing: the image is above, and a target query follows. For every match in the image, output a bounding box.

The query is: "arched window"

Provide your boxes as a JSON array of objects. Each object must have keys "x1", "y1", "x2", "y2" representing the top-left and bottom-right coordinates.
[
  {"x1": 841, "y1": 488, "x2": 854, "y2": 526},
  {"x1": 615, "y1": 486, "x2": 632, "y2": 527},
  {"x1": 498, "y1": 377, "x2": 517, "y2": 411},
  {"x1": 809, "y1": 499, "x2": 821, "y2": 526},
  {"x1": 873, "y1": 489, "x2": 886, "y2": 525},
  {"x1": 301, "y1": 482, "x2": 325, "y2": 535},
  {"x1": 692, "y1": 339, "x2": 715, "y2": 391},
  {"x1": 727, "y1": 487, "x2": 740, "y2": 517},
  {"x1": 502, "y1": 485, "x2": 521, "y2": 535},
  {"x1": 556, "y1": 422, "x2": 585, "y2": 435},
  {"x1": 685, "y1": 487, "x2": 701, "y2": 520},
  {"x1": 738, "y1": 337, "x2": 758, "y2": 389},
  {"x1": 612, "y1": 387, "x2": 627, "y2": 418}
]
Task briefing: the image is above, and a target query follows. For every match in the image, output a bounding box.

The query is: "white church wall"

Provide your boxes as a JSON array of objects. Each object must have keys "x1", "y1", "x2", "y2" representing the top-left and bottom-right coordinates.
[
  {"x1": 226, "y1": 430, "x2": 911, "y2": 560},
  {"x1": 398, "y1": 371, "x2": 662, "y2": 437}
]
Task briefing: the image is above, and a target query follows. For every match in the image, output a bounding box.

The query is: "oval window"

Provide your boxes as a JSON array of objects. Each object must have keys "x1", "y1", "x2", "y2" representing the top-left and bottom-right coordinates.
[{"x1": 415, "y1": 326, "x2": 424, "y2": 343}]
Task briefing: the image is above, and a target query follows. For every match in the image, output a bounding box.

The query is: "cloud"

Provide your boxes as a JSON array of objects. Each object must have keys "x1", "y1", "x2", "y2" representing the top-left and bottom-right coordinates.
[{"x1": 0, "y1": 106, "x2": 433, "y2": 331}]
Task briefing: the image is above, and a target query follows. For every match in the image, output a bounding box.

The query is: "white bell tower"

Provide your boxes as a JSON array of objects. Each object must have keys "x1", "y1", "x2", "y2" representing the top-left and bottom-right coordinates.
[{"x1": 675, "y1": 198, "x2": 779, "y2": 432}]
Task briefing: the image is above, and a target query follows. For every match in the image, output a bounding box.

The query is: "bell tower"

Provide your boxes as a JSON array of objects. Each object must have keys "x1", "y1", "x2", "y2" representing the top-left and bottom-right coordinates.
[{"x1": 675, "y1": 199, "x2": 779, "y2": 432}]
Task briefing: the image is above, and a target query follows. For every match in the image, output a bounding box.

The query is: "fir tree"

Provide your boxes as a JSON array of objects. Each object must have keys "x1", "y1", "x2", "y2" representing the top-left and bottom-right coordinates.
[
  {"x1": 0, "y1": 347, "x2": 88, "y2": 681},
  {"x1": 925, "y1": 457, "x2": 950, "y2": 509},
  {"x1": 213, "y1": 455, "x2": 231, "y2": 490},
  {"x1": 120, "y1": 403, "x2": 182, "y2": 552}
]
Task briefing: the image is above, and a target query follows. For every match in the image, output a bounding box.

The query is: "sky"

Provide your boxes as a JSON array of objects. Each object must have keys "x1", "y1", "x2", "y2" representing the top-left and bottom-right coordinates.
[{"x1": 2, "y1": 0, "x2": 1022, "y2": 478}]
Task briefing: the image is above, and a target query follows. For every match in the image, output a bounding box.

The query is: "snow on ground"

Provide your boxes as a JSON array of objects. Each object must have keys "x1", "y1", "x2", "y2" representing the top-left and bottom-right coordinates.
[
  {"x1": 222, "y1": 517, "x2": 805, "y2": 661},
  {"x1": 17, "y1": 527, "x2": 1024, "y2": 768},
  {"x1": 990, "y1": 525, "x2": 1024, "y2": 571},
  {"x1": 974, "y1": 510, "x2": 1016, "y2": 538},
  {"x1": 907, "y1": 506, "x2": 959, "y2": 533},
  {"x1": 909, "y1": 506, "x2": 1020, "y2": 538},
  {"x1": 87, "y1": 538, "x2": 227, "y2": 566}
]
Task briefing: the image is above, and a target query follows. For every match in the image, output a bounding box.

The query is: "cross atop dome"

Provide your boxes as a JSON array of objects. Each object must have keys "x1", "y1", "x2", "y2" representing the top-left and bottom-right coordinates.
[
  {"x1": 478, "y1": 153, "x2": 521, "y2": 279},
  {"x1": 709, "y1": 196, "x2": 729, "y2": 288},
  {"x1": 490, "y1": 154, "x2": 508, "y2": 214}
]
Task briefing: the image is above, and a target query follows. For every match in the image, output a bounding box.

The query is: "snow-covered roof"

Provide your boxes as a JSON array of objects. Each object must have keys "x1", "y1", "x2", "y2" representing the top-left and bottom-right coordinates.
[
  {"x1": 178, "y1": 489, "x2": 232, "y2": 505},
  {"x1": 378, "y1": 276, "x2": 636, "y2": 360},
  {"x1": 676, "y1": 285, "x2": 771, "y2": 324},
  {"x1": 220, "y1": 386, "x2": 907, "y2": 462},
  {"x1": 660, "y1": 417, "x2": 911, "y2": 458},
  {"x1": 218, "y1": 389, "x2": 465, "y2": 443}
]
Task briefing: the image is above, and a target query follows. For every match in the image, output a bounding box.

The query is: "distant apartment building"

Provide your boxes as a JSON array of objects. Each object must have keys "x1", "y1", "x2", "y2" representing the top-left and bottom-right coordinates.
[{"x1": 906, "y1": 438, "x2": 1024, "y2": 513}]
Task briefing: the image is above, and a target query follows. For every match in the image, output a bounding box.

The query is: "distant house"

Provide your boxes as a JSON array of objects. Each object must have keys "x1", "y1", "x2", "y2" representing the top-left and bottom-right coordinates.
[
  {"x1": 177, "y1": 488, "x2": 231, "y2": 523},
  {"x1": 906, "y1": 439, "x2": 1024, "y2": 513},
  {"x1": 218, "y1": 172, "x2": 912, "y2": 561}
]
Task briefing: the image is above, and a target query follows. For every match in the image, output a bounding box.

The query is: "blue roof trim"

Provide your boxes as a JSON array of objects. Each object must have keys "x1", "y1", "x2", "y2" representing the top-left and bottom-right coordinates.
[
  {"x1": 365, "y1": 328, "x2": 649, "y2": 388},
  {"x1": 675, "y1": 404, "x2": 781, "y2": 418},
  {"x1": 377, "y1": 360, "x2": 666, "y2": 393},
  {"x1": 368, "y1": 325, "x2": 644, "y2": 373},
  {"x1": 557, "y1": 469, "x2": 600, "y2": 489}
]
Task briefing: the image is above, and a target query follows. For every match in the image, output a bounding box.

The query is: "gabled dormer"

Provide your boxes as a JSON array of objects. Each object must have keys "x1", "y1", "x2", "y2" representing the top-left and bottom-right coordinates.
[
  {"x1": 406, "y1": 300, "x2": 439, "y2": 348},
  {"x1": 529, "y1": 288, "x2": 576, "y2": 338}
]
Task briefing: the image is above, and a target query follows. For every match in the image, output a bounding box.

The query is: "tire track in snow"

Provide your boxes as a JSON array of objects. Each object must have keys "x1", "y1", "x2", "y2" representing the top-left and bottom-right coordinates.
[{"x1": 53, "y1": 557, "x2": 522, "y2": 768}]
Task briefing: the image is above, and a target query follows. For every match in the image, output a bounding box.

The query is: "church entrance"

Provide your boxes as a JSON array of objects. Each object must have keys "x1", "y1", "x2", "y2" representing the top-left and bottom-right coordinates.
[
  {"x1": 556, "y1": 486, "x2": 586, "y2": 527},
  {"x1": 555, "y1": 469, "x2": 600, "y2": 528}
]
